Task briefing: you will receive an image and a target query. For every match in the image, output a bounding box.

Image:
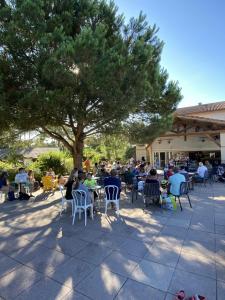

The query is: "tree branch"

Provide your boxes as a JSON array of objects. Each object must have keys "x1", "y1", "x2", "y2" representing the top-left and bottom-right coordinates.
[
  {"x1": 61, "y1": 125, "x2": 74, "y2": 144},
  {"x1": 41, "y1": 126, "x2": 73, "y2": 152}
]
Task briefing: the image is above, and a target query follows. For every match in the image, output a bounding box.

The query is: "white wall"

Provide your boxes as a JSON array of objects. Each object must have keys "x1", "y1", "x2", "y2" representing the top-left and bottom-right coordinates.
[
  {"x1": 136, "y1": 145, "x2": 147, "y2": 161},
  {"x1": 220, "y1": 133, "x2": 225, "y2": 163}
]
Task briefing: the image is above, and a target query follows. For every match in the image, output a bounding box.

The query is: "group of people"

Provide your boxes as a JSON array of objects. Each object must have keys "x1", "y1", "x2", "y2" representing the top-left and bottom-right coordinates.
[
  {"x1": 60, "y1": 168, "x2": 121, "y2": 212},
  {"x1": 0, "y1": 168, "x2": 36, "y2": 200},
  {"x1": 0, "y1": 167, "x2": 57, "y2": 201}
]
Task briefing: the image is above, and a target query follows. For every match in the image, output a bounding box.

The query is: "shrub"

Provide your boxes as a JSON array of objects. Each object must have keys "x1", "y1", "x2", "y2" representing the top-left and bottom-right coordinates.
[
  {"x1": 0, "y1": 161, "x2": 22, "y2": 182},
  {"x1": 29, "y1": 151, "x2": 70, "y2": 176}
]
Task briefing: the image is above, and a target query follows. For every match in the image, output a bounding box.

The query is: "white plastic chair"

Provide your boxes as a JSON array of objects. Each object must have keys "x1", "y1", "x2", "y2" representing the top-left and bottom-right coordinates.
[
  {"x1": 59, "y1": 185, "x2": 74, "y2": 216},
  {"x1": 104, "y1": 185, "x2": 120, "y2": 215},
  {"x1": 72, "y1": 190, "x2": 93, "y2": 226}
]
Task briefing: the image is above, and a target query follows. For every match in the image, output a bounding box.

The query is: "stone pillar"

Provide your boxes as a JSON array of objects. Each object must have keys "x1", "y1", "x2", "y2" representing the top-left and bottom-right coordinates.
[{"x1": 220, "y1": 133, "x2": 225, "y2": 163}]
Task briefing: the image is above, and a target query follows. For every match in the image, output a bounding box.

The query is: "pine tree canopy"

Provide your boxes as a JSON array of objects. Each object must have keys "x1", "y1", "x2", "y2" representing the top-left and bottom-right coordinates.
[{"x1": 0, "y1": 0, "x2": 182, "y2": 167}]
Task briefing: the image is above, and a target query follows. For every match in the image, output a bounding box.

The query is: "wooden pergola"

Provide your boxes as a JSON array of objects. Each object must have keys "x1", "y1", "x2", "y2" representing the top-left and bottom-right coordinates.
[{"x1": 160, "y1": 114, "x2": 225, "y2": 147}]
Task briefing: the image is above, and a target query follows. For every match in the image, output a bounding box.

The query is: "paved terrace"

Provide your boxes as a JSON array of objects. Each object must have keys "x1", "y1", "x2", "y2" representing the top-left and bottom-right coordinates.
[{"x1": 0, "y1": 183, "x2": 225, "y2": 300}]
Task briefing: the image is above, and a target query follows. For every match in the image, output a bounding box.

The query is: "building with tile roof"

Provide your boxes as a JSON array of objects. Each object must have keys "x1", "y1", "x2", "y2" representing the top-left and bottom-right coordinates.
[{"x1": 136, "y1": 101, "x2": 225, "y2": 168}]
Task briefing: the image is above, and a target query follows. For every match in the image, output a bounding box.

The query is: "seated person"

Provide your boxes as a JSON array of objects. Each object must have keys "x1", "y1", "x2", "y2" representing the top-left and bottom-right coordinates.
[
  {"x1": 97, "y1": 165, "x2": 109, "y2": 178},
  {"x1": 15, "y1": 168, "x2": 28, "y2": 184},
  {"x1": 58, "y1": 174, "x2": 65, "y2": 186},
  {"x1": 104, "y1": 169, "x2": 121, "y2": 199},
  {"x1": 93, "y1": 163, "x2": 99, "y2": 176},
  {"x1": 138, "y1": 167, "x2": 146, "y2": 177},
  {"x1": 146, "y1": 169, "x2": 158, "y2": 183},
  {"x1": 166, "y1": 167, "x2": 174, "y2": 179},
  {"x1": 0, "y1": 171, "x2": 9, "y2": 194},
  {"x1": 84, "y1": 173, "x2": 96, "y2": 188},
  {"x1": 179, "y1": 166, "x2": 189, "y2": 181},
  {"x1": 64, "y1": 171, "x2": 76, "y2": 199},
  {"x1": 124, "y1": 168, "x2": 135, "y2": 186},
  {"x1": 72, "y1": 174, "x2": 92, "y2": 206},
  {"x1": 27, "y1": 170, "x2": 35, "y2": 197},
  {"x1": 169, "y1": 167, "x2": 185, "y2": 196},
  {"x1": 47, "y1": 168, "x2": 55, "y2": 178},
  {"x1": 132, "y1": 167, "x2": 139, "y2": 176},
  {"x1": 193, "y1": 162, "x2": 208, "y2": 181}
]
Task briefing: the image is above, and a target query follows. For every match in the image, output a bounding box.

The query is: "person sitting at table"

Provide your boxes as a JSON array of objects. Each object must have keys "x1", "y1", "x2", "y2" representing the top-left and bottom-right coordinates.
[
  {"x1": 64, "y1": 169, "x2": 78, "y2": 199},
  {"x1": 97, "y1": 165, "x2": 109, "y2": 178},
  {"x1": 84, "y1": 173, "x2": 96, "y2": 188},
  {"x1": 93, "y1": 163, "x2": 99, "y2": 175},
  {"x1": 138, "y1": 167, "x2": 146, "y2": 177},
  {"x1": 168, "y1": 167, "x2": 185, "y2": 196},
  {"x1": 0, "y1": 171, "x2": 10, "y2": 199},
  {"x1": 146, "y1": 169, "x2": 159, "y2": 184},
  {"x1": 179, "y1": 166, "x2": 189, "y2": 181},
  {"x1": 73, "y1": 174, "x2": 93, "y2": 213},
  {"x1": 58, "y1": 174, "x2": 65, "y2": 186},
  {"x1": 132, "y1": 166, "x2": 139, "y2": 176},
  {"x1": 27, "y1": 170, "x2": 35, "y2": 197},
  {"x1": 193, "y1": 162, "x2": 208, "y2": 182},
  {"x1": 15, "y1": 168, "x2": 28, "y2": 192},
  {"x1": 47, "y1": 168, "x2": 55, "y2": 179},
  {"x1": 104, "y1": 169, "x2": 121, "y2": 200},
  {"x1": 166, "y1": 166, "x2": 174, "y2": 179}
]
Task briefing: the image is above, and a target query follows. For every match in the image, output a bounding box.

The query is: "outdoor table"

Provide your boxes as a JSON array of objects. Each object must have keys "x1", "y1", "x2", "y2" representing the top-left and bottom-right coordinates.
[{"x1": 88, "y1": 185, "x2": 102, "y2": 208}]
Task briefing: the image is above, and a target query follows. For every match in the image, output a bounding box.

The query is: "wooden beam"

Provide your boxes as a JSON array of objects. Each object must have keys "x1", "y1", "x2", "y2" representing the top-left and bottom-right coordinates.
[
  {"x1": 205, "y1": 134, "x2": 221, "y2": 147},
  {"x1": 160, "y1": 130, "x2": 225, "y2": 137}
]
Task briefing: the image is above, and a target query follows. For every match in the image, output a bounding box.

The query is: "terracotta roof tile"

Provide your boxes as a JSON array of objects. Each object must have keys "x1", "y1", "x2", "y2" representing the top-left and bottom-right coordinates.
[{"x1": 176, "y1": 101, "x2": 225, "y2": 115}]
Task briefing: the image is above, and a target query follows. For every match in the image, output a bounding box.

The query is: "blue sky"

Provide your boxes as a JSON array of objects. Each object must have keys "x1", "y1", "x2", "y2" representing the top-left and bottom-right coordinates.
[{"x1": 113, "y1": 0, "x2": 225, "y2": 107}]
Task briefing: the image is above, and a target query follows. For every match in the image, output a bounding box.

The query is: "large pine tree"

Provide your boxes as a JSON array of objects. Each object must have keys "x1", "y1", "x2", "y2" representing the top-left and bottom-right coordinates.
[{"x1": 0, "y1": 0, "x2": 182, "y2": 167}]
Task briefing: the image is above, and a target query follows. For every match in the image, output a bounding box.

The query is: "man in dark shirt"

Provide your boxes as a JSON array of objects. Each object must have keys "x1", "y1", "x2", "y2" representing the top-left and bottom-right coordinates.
[{"x1": 104, "y1": 169, "x2": 121, "y2": 199}]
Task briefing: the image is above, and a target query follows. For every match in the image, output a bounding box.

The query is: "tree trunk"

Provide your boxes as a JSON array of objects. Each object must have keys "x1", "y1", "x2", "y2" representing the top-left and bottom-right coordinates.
[{"x1": 73, "y1": 136, "x2": 84, "y2": 169}]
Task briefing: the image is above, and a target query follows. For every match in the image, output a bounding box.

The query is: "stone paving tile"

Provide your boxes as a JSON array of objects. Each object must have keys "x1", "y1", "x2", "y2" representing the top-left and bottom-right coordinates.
[
  {"x1": 182, "y1": 240, "x2": 216, "y2": 259},
  {"x1": 115, "y1": 279, "x2": 165, "y2": 299},
  {"x1": 217, "y1": 280, "x2": 225, "y2": 300},
  {"x1": 186, "y1": 228, "x2": 216, "y2": 244},
  {"x1": 216, "y1": 260, "x2": 225, "y2": 283},
  {"x1": 76, "y1": 266, "x2": 126, "y2": 300},
  {"x1": 215, "y1": 213, "x2": 225, "y2": 225},
  {"x1": 62, "y1": 290, "x2": 90, "y2": 300},
  {"x1": 0, "y1": 265, "x2": 42, "y2": 300},
  {"x1": 177, "y1": 250, "x2": 216, "y2": 279},
  {"x1": 101, "y1": 250, "x2": 141, "y2": 277},
  {"x1": 72, "y1": 228, "x2": 104, "y2": 243},
  {"x1": 92, "y1": 232, "x2": 126, "y2": 249},
  {"x1": 10, "y1": 243, "x2": 70, "y2": 275},
  {"x1": 166, "y1": 217, "x2": 191, "y2": 228},
  {"x1": 215, "y1": 225, "x2": 225, "y2": 235},
  {"x1": 164, "y1": 293, "x2": 176, "y2": 300},
  {"x1": 15, "y1": 277, "x2": 71, "y2": 300},
  {"x1": 168, "y1": 269, "x2": 217, "y2": 300},
  {"x1": 1, "y1": 184, "x2": 225, "y2": 298},
  {"x1": 36, "y1": 234, "x2": 89, "y2": 257},
  {"x1": 130, "y1": 259, "x2": 174, "y2": 292},
  {"x1": 0, "y1": 235, "x2": 32, "y2": 255},
  {"x1": 75, "y1": 242, "x2": 113, "y2": 266},
  {"x1": 0, "y1": 252, "x2": 21, "y2": 276},
  {"x1": 144, "y1": 244, "x2": 181, "y2": 268},
  {"x1": 116, "y1": 238, "x2": 150, "y2": 258},
  {"x1": 160, "y1": 225, "x2": 188, "y2": 239},
  {"x1": 48, "y1": 257, "x2": 96, "y2": 289}
]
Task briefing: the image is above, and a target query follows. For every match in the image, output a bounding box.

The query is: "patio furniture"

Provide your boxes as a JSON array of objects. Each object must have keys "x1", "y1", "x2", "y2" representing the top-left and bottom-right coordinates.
[
  {"x1": 142, "y1": 182, "x2": 161, "y2": 207},
  {"x1": 173, "y1": 181, "x2": 192, "y2": 211},
  {"x1": 104, "y1": 185, "x2": 120, "y2": 215},
  {"x1": 59, "y1": 185, "x2": 74, "y2": 216},
  {"x1": 72, "y1": 190, "x2": 93, "y2": 226}
]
